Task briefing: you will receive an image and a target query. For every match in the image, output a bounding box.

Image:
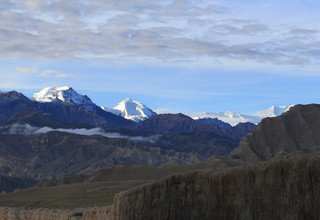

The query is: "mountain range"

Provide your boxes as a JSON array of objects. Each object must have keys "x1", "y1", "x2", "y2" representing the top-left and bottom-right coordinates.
[
  {"x1": 192, "y1": 105, "x2": 294, "y2": 126},
  {"x1": 1, "y1": 102, "x2": 319, "y2": 219},
  {"x1": 0, "y1": 86, "x2": 296, "y2": 193},
  {"x1": 32, "y1": 86, "x2": 293, "y2": 126},
  {"x1": 0, "y1": 86, "x2": 319, "y2": 219},
  {"x1": 0, "y1": 86, "x2": 294, "y2": 181},
  {"x1": 0, "y1": 86, "x2": 256, "y2": 187}
]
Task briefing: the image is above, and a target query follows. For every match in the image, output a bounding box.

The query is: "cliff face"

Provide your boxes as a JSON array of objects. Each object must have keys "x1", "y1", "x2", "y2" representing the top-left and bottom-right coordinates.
[
  {"x1": 232, "y1": 104, "x2": 320, "y2": 162},
  {"x1": 0, "y1": 206, "x2": 112, "y2": 220},
  {"x1": 112, "y1": 155, "x2": 320, "y2": 220}
]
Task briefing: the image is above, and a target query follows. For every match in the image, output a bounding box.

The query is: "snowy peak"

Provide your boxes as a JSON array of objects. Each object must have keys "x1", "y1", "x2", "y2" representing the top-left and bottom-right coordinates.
[
  {"x1": 32, "y1": 86, "x2": 94, "y2": 106},
  {"x1": 101, "y1": 106, "x2": 122, "y2": 116},
  {"x1": 193, "y1": 112, "x2": 261, "y2": 126},
  {"x1": 193, "y1": 105, "x2": 295, "y2": 126},
  {"x1": 33, "y1": 87, "x2": 155, "y2": 122},
  {"x1": 253, "y1": 105, "x2": 294, "y2": 118},
  {"x1": 105, "y1": 98, "x2": 156, "y2": 122}
]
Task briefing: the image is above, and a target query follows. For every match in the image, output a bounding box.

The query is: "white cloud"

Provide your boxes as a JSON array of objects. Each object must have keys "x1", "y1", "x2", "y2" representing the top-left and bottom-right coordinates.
[
  {"x1": 6, "y1": 123, "x2": 160, "y2": 143},
  {"x1": 16, "y1": 67, "x2": 38, "y2": 74},
  {"x1": 0, "y1": 0, "x2": 318, "y2": 68},
  {"x1": 41, "y1": 69, "x2": 69, "y2": 78}
]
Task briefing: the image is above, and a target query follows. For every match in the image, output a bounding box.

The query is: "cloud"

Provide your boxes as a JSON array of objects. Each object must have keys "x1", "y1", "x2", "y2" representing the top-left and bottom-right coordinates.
[
  {"x1": 41, "y1": 69, "x2": 69, "y2": 78},
  {"x1": 16, "y1": 67, "x2": 38, "y2": 74},
  {"x1": 0, "y1": 0, "x2": 318, "y2": 67},
  {"x1": 210, "y1": 23, "x2": 269, "y2": 35},
  {"x1": 289, "y1": 28, "x2": 319, "y2": 35},
  {"x1": 5, "y1": 123, "x2": 160, "y2": 143}
]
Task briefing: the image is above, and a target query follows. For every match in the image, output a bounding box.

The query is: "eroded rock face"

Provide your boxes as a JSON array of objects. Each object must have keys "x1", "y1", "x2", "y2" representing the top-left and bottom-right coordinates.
[
  {"x1": 232, "y1": 104, "x2": 320, "y2": 162},
  {"x1": 0, "y1": 206, "x2": 112, "y2": 220},
  {"x1": 112, "y1": 155, "x2": 320, "y2": 220}
]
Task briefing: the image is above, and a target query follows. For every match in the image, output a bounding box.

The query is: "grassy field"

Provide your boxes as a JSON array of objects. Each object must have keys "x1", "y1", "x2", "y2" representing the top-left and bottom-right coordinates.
[
  {"x1": 0, "y1": 164, "x2": 192, "y2": 209},
  {"x1": 0, "y1": 180, "x2": 149, "y2": 209}
]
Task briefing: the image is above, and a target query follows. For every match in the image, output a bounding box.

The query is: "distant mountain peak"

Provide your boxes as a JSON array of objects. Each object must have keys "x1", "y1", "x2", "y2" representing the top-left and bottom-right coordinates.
[
  {"x1": 0, "y1": 90, "x2": 32, "y2": 103},
  {"x1": 193, "y1": 111, "x2": 260, "y2": 126},
  {"x1": 33, "y1": 86, "x2": 94, "y2": 106},
  {"x1": 103, "y1": 98, "x2": 156, "y2": 122},
  {"x1": 192, "y1": 105, "x2": 295, "y2": 126},
  {"x1": 252, "y1": 105, "x2": 294, "y2": 118},
  {"x1": 124, "y1": 97, "x2": 133, "y2": 102}
]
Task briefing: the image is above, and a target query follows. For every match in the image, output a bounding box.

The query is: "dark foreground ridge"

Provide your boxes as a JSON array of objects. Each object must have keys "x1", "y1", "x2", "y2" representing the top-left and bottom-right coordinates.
[
  {"x1": 112, "y1": 154, "x2": 320, "y2": 220},
  {"x1": 0, "y1": 154, "x2": 319, "y2": 219}
]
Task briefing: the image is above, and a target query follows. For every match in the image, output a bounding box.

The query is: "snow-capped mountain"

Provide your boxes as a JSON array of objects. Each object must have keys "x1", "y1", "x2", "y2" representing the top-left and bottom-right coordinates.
[
  {"x1": 193, "y1": 112, "x2": 261, "y2": 126},
  {"x1": 32, "y1": 86, "x2": 293, "y2": 125},
  {"x1": 193, "y1": 105, "x2": 294, "y2": 126},
  {"x1": 103, "y1": 98, "x2": 156, "y2": 122},
  {"x1": 101, "y1": 106, "x2": 121, "y2": 116},
  {"x1": 252, "y1": 105, "x2": 294, "y2": 118},
  {"x1": 33, "y1": 86, "x2": 94, "y2": 106}
]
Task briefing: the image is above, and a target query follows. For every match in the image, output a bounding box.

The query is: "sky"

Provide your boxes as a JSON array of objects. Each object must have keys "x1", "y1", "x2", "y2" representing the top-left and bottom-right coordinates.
[{"x1": 0, "y1": 0, "x2": 319, "y2": 114}]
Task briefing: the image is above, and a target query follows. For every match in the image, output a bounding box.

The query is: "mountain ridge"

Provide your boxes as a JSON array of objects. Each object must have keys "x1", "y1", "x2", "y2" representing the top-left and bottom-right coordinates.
[
  {"x1": 33, "y1": 86, "x2": 95, "y2": 107},
  {"x1": 0, "y1": 90, "x2": 136, "y2": 130},
  {"x1": 31, "y1": 85, "x2": 292, "y2": 125},
  {"x1": 232, "y1": 104, "x2": 320, "y2": 162},
  {"x1": 192, "y1": 104, "x2": 294, "y2": 126}
]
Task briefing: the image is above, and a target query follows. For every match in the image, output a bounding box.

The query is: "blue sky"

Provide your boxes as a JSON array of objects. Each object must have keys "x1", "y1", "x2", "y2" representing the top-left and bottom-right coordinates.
[{"x1": 0, "y1": 0, "x2": 319, "y2": 114}]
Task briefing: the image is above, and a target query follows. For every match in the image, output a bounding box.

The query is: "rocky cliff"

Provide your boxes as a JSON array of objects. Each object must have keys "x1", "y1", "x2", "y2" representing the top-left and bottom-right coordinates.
[
  {"x1": 232, "y1": 104, "x2": 320, "y2": 162},
  {"x1": 112, "y1": 154, "x2": 320, "y2": 220}
]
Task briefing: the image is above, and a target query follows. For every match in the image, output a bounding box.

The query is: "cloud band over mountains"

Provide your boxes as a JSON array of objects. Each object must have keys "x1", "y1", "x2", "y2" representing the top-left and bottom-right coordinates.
[{"x1": 5, "y1": 123, "x2": 160, "y2": 143}]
